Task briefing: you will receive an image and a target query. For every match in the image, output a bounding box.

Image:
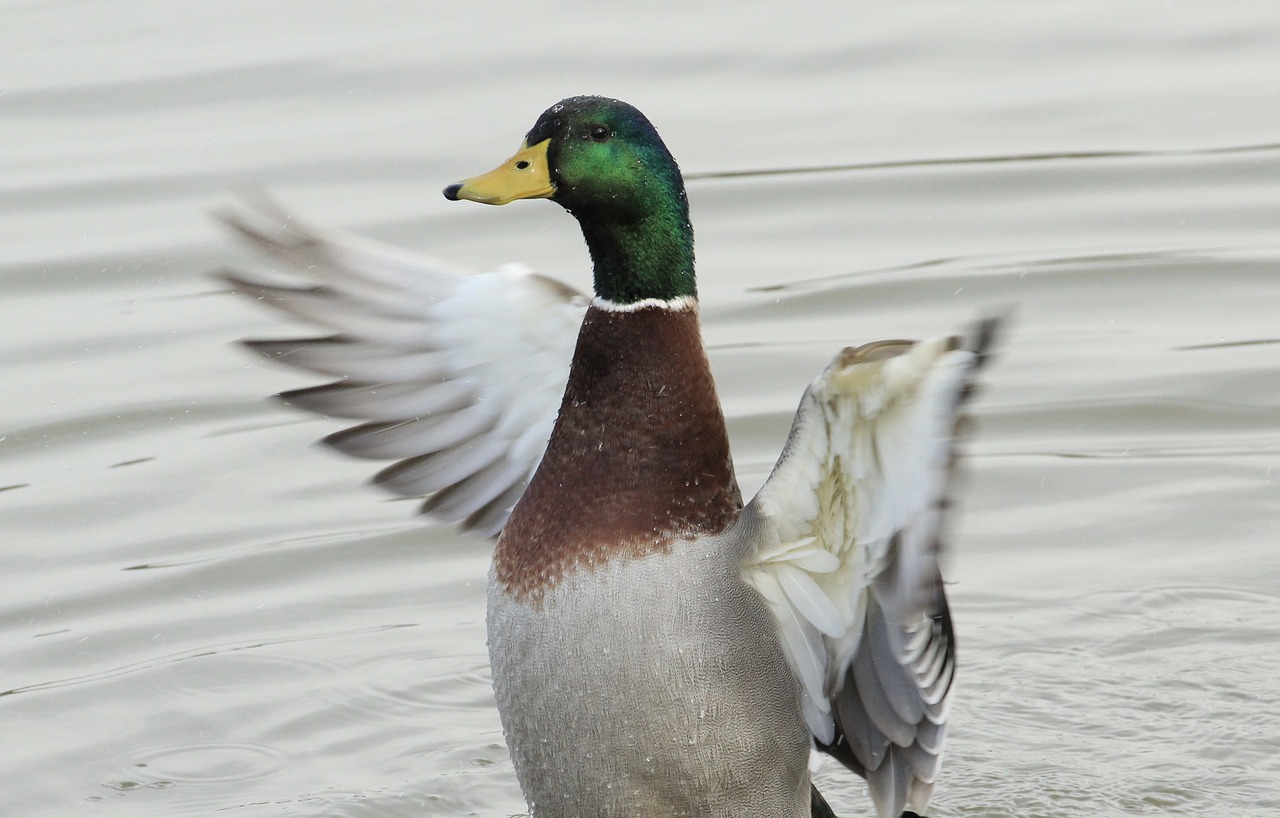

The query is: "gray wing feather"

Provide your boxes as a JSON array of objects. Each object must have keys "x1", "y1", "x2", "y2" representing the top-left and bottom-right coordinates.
[
  {"x1": 245, "y1": 337, "x2": 451, "y2": 382},
  {"x1": 217, "y1": 195, "x2": 586, "y2": 537}
]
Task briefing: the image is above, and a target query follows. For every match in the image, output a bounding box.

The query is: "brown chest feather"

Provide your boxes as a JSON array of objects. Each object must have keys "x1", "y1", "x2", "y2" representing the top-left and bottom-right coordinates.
[{"x1": 495, "y1": 304, "x2": 741, "y2": 600}]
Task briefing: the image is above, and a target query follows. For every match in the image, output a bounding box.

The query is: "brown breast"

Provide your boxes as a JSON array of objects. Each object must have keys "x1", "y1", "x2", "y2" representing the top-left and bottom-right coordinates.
[{"x1": 494, "y1": 302, "x2": 741, "y2": 602}]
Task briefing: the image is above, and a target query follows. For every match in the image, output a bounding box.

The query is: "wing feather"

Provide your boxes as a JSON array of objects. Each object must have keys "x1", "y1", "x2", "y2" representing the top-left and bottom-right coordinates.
[
  {"x1": 217, "y1": 195, "x2": 586, "y2": 536},
  {"x1": 750, "y1": 570, "x2": 834, "y2": 742},
  {"x1": 324, "y1": 409, "x2": 497, "y2": 461},
  {"x1": 461, "y1": 481, "x2": 527, "y2": 537},
  {"x1": 775, "y1": 564, "x2": 845, "y2": 639},
  {"x1": 420, "y1": 457, "x2": 533, "y2": 520},
  {"x1": 743, "y1": 317, "x2": 1001, "y2": 818},
  {"x1": 245, "y1": 337, "x2": 451, "y2": 382}
]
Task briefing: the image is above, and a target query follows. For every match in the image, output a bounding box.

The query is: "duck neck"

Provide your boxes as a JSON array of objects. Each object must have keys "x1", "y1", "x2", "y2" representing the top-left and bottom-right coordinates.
[{"x1": 577, "y1": 204, "x2": 696, "y2": 305}]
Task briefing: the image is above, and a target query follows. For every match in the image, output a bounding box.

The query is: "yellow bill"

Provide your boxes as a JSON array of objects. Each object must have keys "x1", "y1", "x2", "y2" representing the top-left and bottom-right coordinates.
[{"x1": 443, "y1": 139, "x2": 554, "y2": 205}]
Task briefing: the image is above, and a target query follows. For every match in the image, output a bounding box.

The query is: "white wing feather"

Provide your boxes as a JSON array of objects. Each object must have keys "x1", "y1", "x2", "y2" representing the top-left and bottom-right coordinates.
[
  {"x1": 743, "y1": 319, "x2": 999, "y2": 818},
  {"x1": 216, "y1": 196, "x2": 586, "y2": 537}
]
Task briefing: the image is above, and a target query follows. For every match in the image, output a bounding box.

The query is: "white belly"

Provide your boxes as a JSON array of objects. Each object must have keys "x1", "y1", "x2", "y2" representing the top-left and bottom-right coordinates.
[{"x1": 486, "y1": 536, "x2": 812, "y2": 818}]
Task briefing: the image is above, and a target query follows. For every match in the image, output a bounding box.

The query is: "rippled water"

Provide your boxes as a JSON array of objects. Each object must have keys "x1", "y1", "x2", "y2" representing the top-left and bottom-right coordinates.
[{"x1": 4, "y1": 2, "x2": 1279, "y2": 816}]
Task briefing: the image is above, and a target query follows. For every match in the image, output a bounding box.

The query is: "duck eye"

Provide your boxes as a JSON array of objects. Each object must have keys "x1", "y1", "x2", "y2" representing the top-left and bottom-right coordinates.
[{"x1": 589, "y1": 126, "x2": 610, "y2": 142}]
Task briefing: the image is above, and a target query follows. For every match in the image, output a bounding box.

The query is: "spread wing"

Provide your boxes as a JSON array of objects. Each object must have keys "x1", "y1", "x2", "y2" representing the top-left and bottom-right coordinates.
[
  {"x1": 216, "y1": 196, "x2": 587, "y2": 536},
  {"x1": 742, "y1": 317, "x2": 1000, "y2": 818}
]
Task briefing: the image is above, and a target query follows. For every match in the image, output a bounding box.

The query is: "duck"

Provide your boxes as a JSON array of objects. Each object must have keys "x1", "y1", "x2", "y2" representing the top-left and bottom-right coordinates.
[{"x1": 219, "y1": 95, "x2": 999, "y2": 818}]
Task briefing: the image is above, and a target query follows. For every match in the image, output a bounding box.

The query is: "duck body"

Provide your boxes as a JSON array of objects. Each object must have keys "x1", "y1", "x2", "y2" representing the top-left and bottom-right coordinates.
[
  {"x1": 226, "y1": 95, "x2": 998, "y2": 818},
  {"x1": 489, "y1": 299, "x2": 810, "y2": 817}
]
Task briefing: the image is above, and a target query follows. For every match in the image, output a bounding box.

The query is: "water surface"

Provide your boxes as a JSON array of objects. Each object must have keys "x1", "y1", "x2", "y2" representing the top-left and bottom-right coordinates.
[{"x1": 4, "y1": 2, "x2": 1279, "y2": 816}]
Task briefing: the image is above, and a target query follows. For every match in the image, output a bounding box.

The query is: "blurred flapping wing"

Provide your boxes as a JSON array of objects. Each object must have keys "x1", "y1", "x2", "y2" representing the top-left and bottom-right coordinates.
[{"x1": 217, "y1": 197, "x2": 586, "y2": 536}]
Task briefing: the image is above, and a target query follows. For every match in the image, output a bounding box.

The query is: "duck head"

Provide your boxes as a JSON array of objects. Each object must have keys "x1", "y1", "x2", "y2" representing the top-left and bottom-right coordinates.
[{"x1": 444, "y1": 96, "x2": 695, "y2": 305}]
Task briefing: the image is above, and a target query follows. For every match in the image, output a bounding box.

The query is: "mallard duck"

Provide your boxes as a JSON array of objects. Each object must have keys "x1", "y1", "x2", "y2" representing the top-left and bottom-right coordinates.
[{"x1": 220, "y1": 95, "x2": 998, "y2": 818}]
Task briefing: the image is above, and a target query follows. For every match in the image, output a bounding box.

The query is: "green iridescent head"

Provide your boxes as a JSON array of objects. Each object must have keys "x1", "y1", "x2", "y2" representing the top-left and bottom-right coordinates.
[{"x1": 445, "y1": 96, "x2": 695, "y2": 305}]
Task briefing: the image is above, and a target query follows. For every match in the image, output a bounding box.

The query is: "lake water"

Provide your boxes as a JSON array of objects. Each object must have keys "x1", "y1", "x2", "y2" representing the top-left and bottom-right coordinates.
[{"x1": 4, "y1": 2, "x2": 1279, "y2": 816}]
